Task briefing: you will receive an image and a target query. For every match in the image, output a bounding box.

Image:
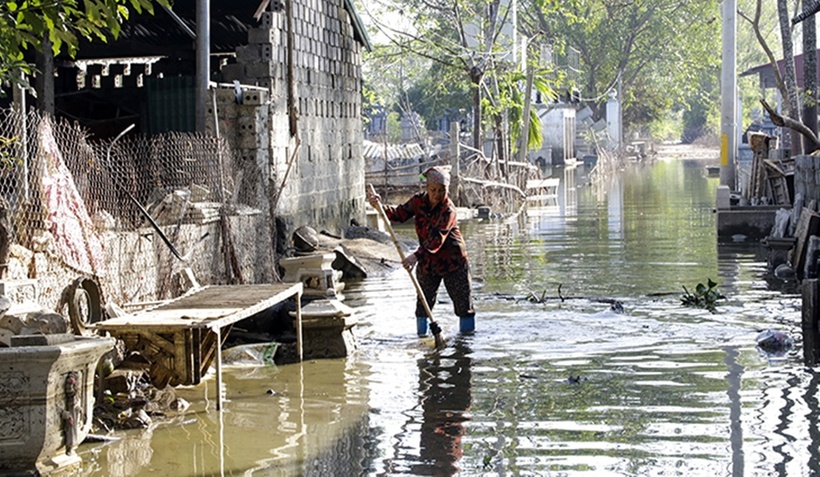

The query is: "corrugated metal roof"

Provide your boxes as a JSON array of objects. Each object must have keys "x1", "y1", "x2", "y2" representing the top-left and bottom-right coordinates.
[{"x1": 363, "y1": 140, "x2": 427, "y2": 161}]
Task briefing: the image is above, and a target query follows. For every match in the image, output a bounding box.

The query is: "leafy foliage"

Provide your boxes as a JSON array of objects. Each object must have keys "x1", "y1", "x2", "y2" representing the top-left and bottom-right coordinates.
[
  {"x1": 0, "y1": 0, "x2": 169, "y2": 90},
  {"x1": 680, "y1": 278, "x2": 725, "y2": 313},
  {"x1": 550, "y1": 0, "x2": 721, "y2": 137},
  {"x1": 360, "y1": 0, "x2": 570, "y2": 151}
]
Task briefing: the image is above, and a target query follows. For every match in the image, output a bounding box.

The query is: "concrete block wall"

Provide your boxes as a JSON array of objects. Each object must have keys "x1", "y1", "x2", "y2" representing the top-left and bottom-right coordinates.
[{"x1": 218, "y1": 0, "x2": 366, "y2": 247}]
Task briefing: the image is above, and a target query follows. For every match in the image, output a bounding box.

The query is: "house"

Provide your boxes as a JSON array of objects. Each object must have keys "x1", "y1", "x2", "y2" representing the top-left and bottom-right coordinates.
[
  {"x1": 12, "y1": 0, "x2": 372, "y2": 254},
  {"x1": 0, "y1": 0, "x2": 373, "y2": 304}
]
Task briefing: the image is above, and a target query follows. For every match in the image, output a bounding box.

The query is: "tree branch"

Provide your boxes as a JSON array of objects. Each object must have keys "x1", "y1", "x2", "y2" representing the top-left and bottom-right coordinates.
[{"x1": 760, "y1": 98, "x2": 820, "y2": 150}]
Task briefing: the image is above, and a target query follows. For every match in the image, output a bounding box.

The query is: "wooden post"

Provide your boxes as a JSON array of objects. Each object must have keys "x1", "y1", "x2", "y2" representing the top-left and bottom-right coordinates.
[
  {"x1": 802, "y1": 278, "x2": 820, "y2": 366},
  {"x1": 747, "y1": 132, "x2": 771, "y2": 202},
  {"x1": 215, "y1": 325, "x2": 223, "y2": 410},
  {"x1": 295, "y1": 289, "x2": 303, "y2": 362},
  {"x1": 517, "y1": 63, "x2": 535, "y2": 165}
]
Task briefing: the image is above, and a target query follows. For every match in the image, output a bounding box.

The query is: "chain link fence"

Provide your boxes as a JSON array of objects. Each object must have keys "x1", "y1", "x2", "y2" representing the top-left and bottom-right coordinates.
[{"x1": 0, "y1": 107, "x2": 254, "y2": 312}]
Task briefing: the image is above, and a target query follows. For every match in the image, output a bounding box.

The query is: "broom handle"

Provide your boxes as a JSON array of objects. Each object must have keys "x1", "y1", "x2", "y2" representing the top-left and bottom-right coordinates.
[{"x1": 369, "y1": 186, "x2": 437, "y2": 323}]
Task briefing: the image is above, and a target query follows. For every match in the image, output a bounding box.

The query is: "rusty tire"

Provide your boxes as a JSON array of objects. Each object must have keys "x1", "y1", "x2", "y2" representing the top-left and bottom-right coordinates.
[{"x1": 66, "y1": 277, "x2": 103, "y2": 335}]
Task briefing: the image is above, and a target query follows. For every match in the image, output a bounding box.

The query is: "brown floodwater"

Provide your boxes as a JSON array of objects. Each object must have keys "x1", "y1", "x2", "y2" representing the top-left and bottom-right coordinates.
[{"x1": 78, "y1": 153, "x2": 817, "y2": 476}]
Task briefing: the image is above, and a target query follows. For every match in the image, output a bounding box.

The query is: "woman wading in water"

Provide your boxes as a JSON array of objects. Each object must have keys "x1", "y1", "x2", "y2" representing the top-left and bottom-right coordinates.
[{"x1": 367, "y1": 166, "x2": 476, "y2": 334}]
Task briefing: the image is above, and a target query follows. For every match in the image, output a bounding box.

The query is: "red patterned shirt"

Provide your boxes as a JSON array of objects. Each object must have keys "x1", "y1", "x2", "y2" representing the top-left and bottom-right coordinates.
[{"x1": 383, "y1": 192, "x2": 469, "y2": 275}]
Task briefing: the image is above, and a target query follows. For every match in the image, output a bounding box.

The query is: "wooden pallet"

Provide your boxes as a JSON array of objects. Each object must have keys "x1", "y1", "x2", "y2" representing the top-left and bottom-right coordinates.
[{"x1": 764, "y1": 159, "x2": 791, "y2": 205}]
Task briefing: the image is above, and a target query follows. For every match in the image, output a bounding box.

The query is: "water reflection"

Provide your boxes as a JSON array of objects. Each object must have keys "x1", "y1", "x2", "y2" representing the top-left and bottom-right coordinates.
[{"x1": 415, "y1": 339, "x2": 472, "y2": 475}]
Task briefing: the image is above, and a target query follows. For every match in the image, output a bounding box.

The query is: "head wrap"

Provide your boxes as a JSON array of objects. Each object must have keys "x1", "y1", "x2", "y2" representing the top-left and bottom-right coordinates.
[{"x1": 423, "y1": 166, "x2": 451, "y2": 187}]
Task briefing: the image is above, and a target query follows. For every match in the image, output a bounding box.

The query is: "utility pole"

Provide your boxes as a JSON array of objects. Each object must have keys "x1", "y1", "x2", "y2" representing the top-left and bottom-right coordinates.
[
  {"x1": 720, "y1": 0, "x2": 737, "y2": 189},
  {"x1": 195, "y1": 0, "x2": 210, "y2": 133}
]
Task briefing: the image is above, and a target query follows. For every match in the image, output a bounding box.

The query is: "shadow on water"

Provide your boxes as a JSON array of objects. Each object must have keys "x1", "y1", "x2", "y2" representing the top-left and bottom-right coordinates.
[{"x1": 78, "y1": 155, "x2": 820, "y2": 476}]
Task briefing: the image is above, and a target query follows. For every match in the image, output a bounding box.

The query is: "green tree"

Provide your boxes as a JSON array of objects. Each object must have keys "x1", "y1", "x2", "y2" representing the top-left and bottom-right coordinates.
[
  {"x1": 552, "y1": 0, "x2": 721, "y2": 138},
  {"x1": 737, "y1": 0, "x2": 781, "y2": 133},
  {"x1": 360, "y1": 0, "x2": 568, "y2": 174},
  {"x1": 0, "y1": 0, "x2": 169, "y2": 91}
]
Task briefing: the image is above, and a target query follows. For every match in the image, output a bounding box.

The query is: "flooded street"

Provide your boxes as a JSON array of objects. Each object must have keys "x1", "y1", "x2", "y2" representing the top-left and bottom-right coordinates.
[{"x1": 79, "y1": 150, "x2": 817, "y2": 476}]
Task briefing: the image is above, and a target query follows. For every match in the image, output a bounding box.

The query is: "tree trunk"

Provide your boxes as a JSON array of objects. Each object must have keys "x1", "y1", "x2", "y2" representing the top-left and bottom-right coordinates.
[
  {"x1": 471, "y1": 72, "x2": 483, "y2": 155},
  {"x1": 778, "y1": 0, "x2": 803, "y2": 155},
  {"x1": 494, "y1": 114, "x2": 507, "y2": 178},
  {"x1": 802, "y1": 0, "x2": 817, "y2": 154}
]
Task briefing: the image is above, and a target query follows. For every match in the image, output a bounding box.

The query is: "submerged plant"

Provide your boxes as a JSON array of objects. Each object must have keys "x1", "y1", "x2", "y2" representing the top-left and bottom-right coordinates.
[{"x1": 680, "y1": 278, "x2": 725, "y2": 313}]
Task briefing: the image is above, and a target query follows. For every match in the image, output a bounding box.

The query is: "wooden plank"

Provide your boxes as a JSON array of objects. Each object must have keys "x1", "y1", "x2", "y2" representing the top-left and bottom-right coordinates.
[
  {"x1": 525, "y1": 178, "x2": 560, "y2": 190},
  {"x1": 525, "y1": 178, "x2": 559, "y2": 206},
  {"x1": 792, "y1": 207, "x2": 820, "y2": 275},
  {"x1": 96, "y1": 283, "x2": 302, "y2": 330},
  {"x1": 764, "y1": 159, "x2": 786, "y2": 177},
  {"x1": 767, "y1": 176, "x2": 789, "y2": 205}
]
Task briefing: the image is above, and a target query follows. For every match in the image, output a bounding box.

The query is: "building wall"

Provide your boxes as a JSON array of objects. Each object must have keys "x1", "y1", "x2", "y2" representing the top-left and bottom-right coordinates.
[
  {"x1": 218, "y1": 0, "x2": 366, "y2": 244},
  {"x1": 535, "y1": 105, "x2": 576, "y2": 165}
]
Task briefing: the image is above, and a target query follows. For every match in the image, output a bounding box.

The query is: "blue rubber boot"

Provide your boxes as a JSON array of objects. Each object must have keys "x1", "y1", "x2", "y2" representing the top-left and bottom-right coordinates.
[
  {"x1": 459, "y1": 314, "x2": 475, "y2": 334},
  {"x1": 416, "y1": 316, "x2": 429, "y2": 336}
]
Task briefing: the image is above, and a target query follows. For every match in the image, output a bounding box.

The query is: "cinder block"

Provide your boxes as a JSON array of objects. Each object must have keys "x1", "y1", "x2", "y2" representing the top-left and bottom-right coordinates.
[
  {"x1": 238, "y1": 132, "x2": 263, "y2": 150},
  {"x1": 260, "y1": 11, "x2": 276, "y2": 29},
  {"x1": 220, "y1": 63, "x2": 246, "y2": 83},
  {"x1": 242, "y1": 89, "x2": 269, "y2": 106},
  {"x1": 236, "y1": 44, "x2": 270, "y2": 63},
  {"x1": 245, "y1": 61, "x2": 277, "y2": 79},
  {"x1": 248, "y1": 28, "x2": 277, "y2": 45}
]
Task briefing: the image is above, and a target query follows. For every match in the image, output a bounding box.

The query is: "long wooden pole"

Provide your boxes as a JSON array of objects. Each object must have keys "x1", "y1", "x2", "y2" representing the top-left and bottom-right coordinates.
[{"x1": 369, "y1": 185, "x2": 445, "y2": 348}]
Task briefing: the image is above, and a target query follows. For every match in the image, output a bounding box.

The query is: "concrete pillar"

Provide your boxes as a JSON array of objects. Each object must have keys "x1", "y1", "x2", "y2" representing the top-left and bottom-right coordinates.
[
  {"x1": 720, "y1": 0, "x2": 737, "y2": 189},
  {"x1": 605, "y1": 90, "x2": 620, "y2": 151}
]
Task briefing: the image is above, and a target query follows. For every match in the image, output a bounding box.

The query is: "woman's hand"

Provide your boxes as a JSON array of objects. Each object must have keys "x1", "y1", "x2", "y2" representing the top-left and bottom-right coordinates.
[
  {"x1": 402, "y1": 253, "x2": 418, "y2": 271},
  {"x1": 367, "y1": 189, "x2": 381, "y2": 209}
]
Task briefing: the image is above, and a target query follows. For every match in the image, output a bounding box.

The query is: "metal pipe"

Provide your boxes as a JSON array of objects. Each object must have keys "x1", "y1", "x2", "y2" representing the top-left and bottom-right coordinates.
[{"x1": 195, "y1": 0, "x2": 210, "y2": 133}]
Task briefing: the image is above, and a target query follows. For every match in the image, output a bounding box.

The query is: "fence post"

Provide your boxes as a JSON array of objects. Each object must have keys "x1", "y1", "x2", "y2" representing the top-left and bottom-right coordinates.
[
  {"x1": 803, "y1": 278, "x2": 820, "y2": 365},
  {"x1": 449, "y1": 122, "x2": 460, "y2": 205},
  {"x1": 12, "y1": 76, "x2": 28, "y2": 200}
]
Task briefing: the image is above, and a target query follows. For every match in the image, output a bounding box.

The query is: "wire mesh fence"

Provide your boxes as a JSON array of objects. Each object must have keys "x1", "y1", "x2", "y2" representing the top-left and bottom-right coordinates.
[{"x1": 0, "y1": 107, "x2": 252, "y2": 312}]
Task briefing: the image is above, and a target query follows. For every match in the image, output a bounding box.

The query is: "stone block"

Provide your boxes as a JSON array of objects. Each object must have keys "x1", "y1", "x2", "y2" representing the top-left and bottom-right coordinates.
[
  {"x1": 716, "y1": 185, "x2": 731, "y2": 210},
  {"x1": 0, "y1": 335, "x2": 115, "y2": 474},
  {"x1": 279, "y1": 253, "x2": 344, "y2": 298},
  {"x1": 238, "y1": 132, "x2": 268, "y2": 150},
  {"x1": 0, "y1": 279, "x2": 41, "y2": 315},
  {"x1": 104, "y1": 369, "x2": 144, "y2": 394},
  {"x1": 292, "y1": 299, "x2": 357, "y2": 359},
  {"x1": 10, "y1": 334, "x2": 75, "y2": 346}
]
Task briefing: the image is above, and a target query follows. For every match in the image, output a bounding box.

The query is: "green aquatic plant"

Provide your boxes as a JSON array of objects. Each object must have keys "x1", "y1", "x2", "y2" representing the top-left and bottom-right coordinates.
[{"x1": 680, "y1": 278, "x2": 725, "y2": 313}]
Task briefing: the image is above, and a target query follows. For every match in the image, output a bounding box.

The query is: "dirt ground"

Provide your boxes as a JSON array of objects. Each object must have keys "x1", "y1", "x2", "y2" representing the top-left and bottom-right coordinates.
[{"x1": 655, "y1": 142, "x2": 721, "y2": 161}]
